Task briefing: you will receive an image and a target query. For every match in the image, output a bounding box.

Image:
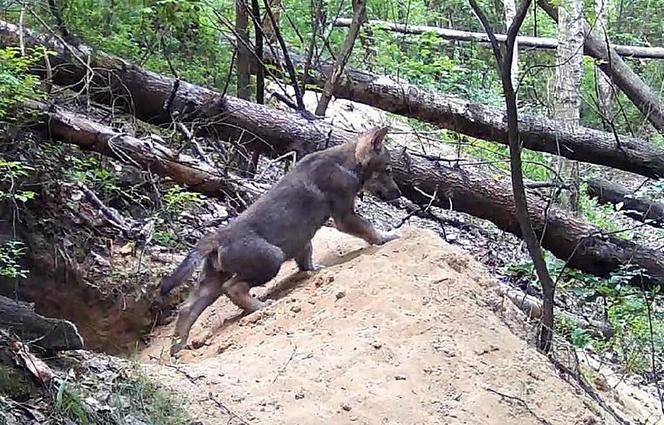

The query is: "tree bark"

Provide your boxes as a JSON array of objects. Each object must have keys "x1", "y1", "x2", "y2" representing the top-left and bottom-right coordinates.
[
  {"x1": 538, "y1": 0, "x2": 664, "y2": 134},
  {"x1": 251, "y1": 0, "x2": 265, "y2": 104},
  {"x1": 585, "y1": 177, "x2": 664, "y2": 227},
  {"x1": 0, "y1": 295, "x2": 84, "y2": 351},
  {"x1": 5, "y1": 21, "x2": 664, "y2": 289},
  {"x1": 333, "y1": 18, "x2": 664, "y2": 59},
  {"x1": 314, "y1": 0, "x2": 367, "y2": 116},
  {"x1": 235, "y1": 0, "x2": 252, "y2": 100},
  {"x1": 552, "y1": 0, "x2": 584, "y2": 211},
  {"x1": 594, "y1": 0, "x2": 613, "y2": 126}
]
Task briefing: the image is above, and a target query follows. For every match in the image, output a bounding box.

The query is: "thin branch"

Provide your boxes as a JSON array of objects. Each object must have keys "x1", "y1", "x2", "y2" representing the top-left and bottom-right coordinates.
[
  {"x1": 250, "y1": 0, "x2": 265, "y2": 104},
  {"x1": 262, "y1": 0, "x2": 309, "y2": 114},
  {"x1": 469, "y1": 0, "x2": 556, "y2": 353},
  {"x1": 315, "y1": 0, "x2": 367, "y2": 116}
]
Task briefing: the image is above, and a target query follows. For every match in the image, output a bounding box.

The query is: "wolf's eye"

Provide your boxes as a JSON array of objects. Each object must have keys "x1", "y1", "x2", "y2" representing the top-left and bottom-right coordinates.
[{"x1": 386, "y1": 167, "x2": 392, "y2": 175}]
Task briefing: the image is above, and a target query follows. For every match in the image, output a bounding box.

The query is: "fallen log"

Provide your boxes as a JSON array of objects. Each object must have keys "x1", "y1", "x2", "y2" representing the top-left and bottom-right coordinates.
[
  {"x1": 333, "y1": 18, "x2": 664, "y2": 59},
  {"x1": 4, "y1": 20, "x2": 664, "y2": 178},
  {"x1": 6, "y1": 21, "x2": 664, "y2": 288},
  {"x1": 295, "y1": 58, "x2": 664, "y2": 179},
  {"x1": 538, "y1": 0, "x2": 664, "y2": 133},
  {"x1": 495, "y1": 283, "x2": 613, "y2": 339},
  {"x1": 585, "y1": 177, "x2": 664, "y2": 227},
  {"x1": 0, "y1": 295, "x2": 84, "y2": 351},
  {"x1": 31, "y1": 102, "x2": 265, "y2": 209}
]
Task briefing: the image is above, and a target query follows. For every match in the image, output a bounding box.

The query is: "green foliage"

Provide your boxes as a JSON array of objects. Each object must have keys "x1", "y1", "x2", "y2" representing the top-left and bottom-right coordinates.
[
  {"x1": 153, "y1": 185, "x2": 202, "y2": 248},
  {"x1": 0, "y1": 159, "x2": 36, "y2": 204},
  {"x1": 0, "y1": 241, "x2": 29, "y2": 279},
  {"x1": 61, "y1": 0, "x2": 233, "y2": 89},
  {"x1": 53, "y1": 365, "x2": 190, "y2": 425},
  {"x1": 578, "y1": 183, "x2": 621, "y2": 233},
  {"x1": 55, "y1": 380, "x2": 90, "y2": 425},
  {"x1": 0, "y1": 47, "x2": 48, "y2": 119},
  {"x1": 461, "y1": 139, "x2": 551, "y2": 181},
  {"x1": 578, "y1": 183, "x2": 641, "y2": 241},
  {"x1": 163, "y1": 185, "x2": 201, "y2": 213},
  {"x1": 107, "y1": 364, "x2": 189, "y2": 425},
  {"x1": 509, "y1": 258, "x2": 663, "y2": 376}
]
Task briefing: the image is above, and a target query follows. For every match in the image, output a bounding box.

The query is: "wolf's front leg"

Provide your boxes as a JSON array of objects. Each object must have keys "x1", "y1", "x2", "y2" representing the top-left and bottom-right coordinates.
[
  {"x1": 334, "y1": 212, "x2": 399, "y2": 245},
  {"x1": 295, "y1": 241, "x2": 322, "y2": 272}
]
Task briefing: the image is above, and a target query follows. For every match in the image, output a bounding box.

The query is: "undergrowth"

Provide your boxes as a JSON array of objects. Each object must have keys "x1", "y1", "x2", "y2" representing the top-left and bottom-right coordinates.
[
  {"x1": 52, "y1": 364, "x2": 191, "y2": 425},
  {"x1": 508, "y1": 259, "x2": 663, "y2": 378}
]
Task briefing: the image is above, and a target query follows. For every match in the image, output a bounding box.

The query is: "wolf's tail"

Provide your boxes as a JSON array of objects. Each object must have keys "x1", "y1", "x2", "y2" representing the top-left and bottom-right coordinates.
[{"x1": 159, "y1": 233, "x2": 219, "y2": 296}]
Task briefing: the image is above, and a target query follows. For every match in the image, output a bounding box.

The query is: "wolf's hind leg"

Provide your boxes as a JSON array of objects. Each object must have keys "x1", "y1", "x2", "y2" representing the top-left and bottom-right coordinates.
[
  {"x1": 222, "y1": 276, "x2": 273, "y2": 312},
  {"x1": 171, "y1": 262, "x2": 231, "y2": 355}
]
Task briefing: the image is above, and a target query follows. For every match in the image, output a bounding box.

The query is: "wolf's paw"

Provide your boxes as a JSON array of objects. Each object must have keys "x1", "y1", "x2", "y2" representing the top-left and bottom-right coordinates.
[
  {"x1": 300, "y1": 263, "x2": 324, "y2": 273},
  {"x1": 169, "y1": 337, "x2": 187, "y2": 357},
  {"x1": 377, "y1": 230, "x2": 400, "y2": 245}
]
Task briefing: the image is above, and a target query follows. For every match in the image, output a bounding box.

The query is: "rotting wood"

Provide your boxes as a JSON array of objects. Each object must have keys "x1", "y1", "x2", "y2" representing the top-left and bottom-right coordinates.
[
  {"x1": 5, "y1": 21, "x2": 664, "y2": 289},
  {"x1": 333, "y1": 18, "x2": 664, "y2": 59},
  {"x1": 0, "y1": 295, "x2": 84, "y2": 351}
]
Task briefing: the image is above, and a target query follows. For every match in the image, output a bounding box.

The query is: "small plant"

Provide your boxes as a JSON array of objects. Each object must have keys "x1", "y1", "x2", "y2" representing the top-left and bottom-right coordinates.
[
  {"x1": 0, "y1": 159, "x2": 36, "y2": 205},
  {"x1": 0, "y1": 240, "x2": 29, "y2": 279},
  {"x1": 163, "y1": 184, "x2": 201, "y2": 212},
  {"x1": 54, "y1": 380, "x2": 91, "y2": 425},
  {"x1": 107, "y1": 364, "x2": 190, "y2": 425},
  {"x1": 0, "y1": 47, "x2": 49, "y2": 119}
]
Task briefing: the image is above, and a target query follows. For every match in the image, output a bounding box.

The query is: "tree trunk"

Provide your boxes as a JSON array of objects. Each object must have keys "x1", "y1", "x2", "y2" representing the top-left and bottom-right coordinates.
[
  {"x1": 261, "y1": 0, "x2": 281, "y2": 45},
  {"x1": 0, "y1": 295, "x2": 84, "y2": 351},
  {"x1": 538, "y1": 0, "x2": 664, "y2": 134},
  {"x1": 585, "y1": 177, "x2": 664, "y2": 227},
  {"x1": 333, "y1": 18, "x2": 664, "y2": 59},
  {"x1": 251, "y1": 0, "x2": 265, "y2": 104},
  {"x1": 552, "y1": 0, "x2": 584, "y2": 211},
  {"x1": 314, "y1": 0, "x2": 367, "y2": 117},
  {"x1": 235, "y1": 0, "x2": 252, "y2": 100},
  {"x1": 7, "y1": 21, "x2": 664, "y2": 289},
  {"x1": 293, "y1": 57, "x2": 664, "y2": 179},
  {"x1": 503, "y1": 0, "x2": 519, "y2": 89},
  {"x1": 594, "y1": 0, "x2": 613, "y2": 126}
]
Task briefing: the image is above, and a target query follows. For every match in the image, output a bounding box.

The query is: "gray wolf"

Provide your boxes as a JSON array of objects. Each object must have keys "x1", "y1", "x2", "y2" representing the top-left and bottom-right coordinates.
[{"x1": 160, "y1": 126, "x2": 401, "y2": 355}]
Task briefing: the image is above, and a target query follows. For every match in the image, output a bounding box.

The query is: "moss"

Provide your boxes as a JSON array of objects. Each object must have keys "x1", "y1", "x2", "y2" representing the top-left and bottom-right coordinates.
[{"x1": 0, "y1": 363, "x2": 34, "y2": 401}]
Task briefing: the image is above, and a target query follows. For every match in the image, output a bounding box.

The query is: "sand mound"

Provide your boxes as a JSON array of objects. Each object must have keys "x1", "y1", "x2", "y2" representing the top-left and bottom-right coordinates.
[{"x1": 140, "y1": 226, "x2": 659, "y2": 424}]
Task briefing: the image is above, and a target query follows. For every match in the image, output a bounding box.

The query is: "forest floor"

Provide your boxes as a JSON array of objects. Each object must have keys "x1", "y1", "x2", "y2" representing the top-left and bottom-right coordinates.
[{"x1": 140, "y1": 226, "x2": 662, "y2": 425}]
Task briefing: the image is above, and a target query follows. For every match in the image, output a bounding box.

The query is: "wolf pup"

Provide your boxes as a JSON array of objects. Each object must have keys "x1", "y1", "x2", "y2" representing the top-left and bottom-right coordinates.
[{"x1": 160, "y1": 126, "x2": 401, "y2": 355}]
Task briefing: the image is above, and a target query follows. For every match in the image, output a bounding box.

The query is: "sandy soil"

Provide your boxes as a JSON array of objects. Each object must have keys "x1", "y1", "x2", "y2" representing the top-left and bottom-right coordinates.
[{"x1": 140, "y1": 226, "x2": 662, "y2": 425}]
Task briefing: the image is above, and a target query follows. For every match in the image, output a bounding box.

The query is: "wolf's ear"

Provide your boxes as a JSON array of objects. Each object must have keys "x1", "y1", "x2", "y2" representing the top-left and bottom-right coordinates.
[{"x1": 355, "y1": 126, "x2": 389, "y2": 165}]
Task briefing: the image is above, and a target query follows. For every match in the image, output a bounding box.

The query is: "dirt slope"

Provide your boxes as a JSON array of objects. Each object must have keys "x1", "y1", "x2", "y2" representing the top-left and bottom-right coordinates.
[{"x1": 140, "y1": 226, "x2": 659, "y2": 425}]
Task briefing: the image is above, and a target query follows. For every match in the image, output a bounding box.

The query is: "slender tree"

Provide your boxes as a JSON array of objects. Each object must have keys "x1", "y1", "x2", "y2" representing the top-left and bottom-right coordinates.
[{"x1": 552, "y1": 0, "x2": 584, "y2": 212}]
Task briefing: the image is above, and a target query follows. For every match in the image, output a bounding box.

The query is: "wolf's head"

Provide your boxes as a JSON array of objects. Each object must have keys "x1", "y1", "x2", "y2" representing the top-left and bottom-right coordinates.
[{"x1": 354, "y1": 127, "x2": 402, "y2": 202}]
